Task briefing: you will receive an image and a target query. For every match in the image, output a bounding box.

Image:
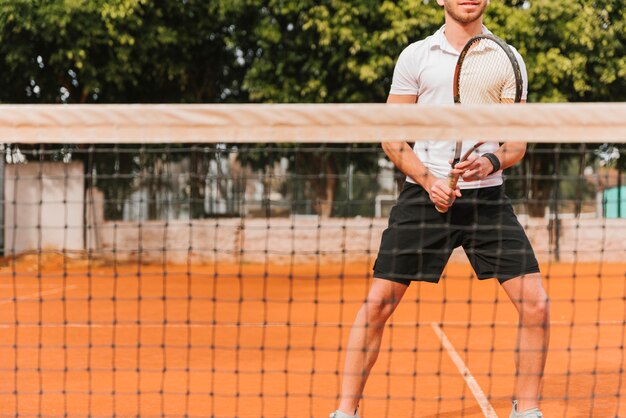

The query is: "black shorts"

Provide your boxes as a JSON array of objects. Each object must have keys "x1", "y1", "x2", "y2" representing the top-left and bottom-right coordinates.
[{"x1": 373, "y1": 182, "x2": 539, "y2": 285}]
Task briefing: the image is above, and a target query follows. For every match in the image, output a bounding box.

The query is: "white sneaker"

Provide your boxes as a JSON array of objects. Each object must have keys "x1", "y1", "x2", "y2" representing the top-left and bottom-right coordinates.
[
  {"x1": 329, "y1": 410, "x2": 359, "y2": 418},
  {"x1": 510, "y1": 400, "x2": 543, "y2": 418}
]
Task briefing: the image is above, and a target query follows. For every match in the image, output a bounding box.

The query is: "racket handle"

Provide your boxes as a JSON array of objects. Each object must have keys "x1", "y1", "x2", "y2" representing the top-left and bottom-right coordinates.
[{"x1": 435, "y1": 173, "x2": 460, "y2": 214}]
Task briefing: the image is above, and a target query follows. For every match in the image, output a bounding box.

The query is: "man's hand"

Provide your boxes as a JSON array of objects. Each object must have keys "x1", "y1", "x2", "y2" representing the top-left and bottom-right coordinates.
[
  {"x1": 427, "y1": 177, "x2": 462, "y2": 210},
  {"x1": 454, "y1": 154, "x2": 495, "y2": 182}
]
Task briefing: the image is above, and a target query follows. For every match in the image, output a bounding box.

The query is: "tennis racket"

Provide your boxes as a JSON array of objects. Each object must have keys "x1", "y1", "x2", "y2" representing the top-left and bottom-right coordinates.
[{"x1": 435, "y1": 33, "x2": 523, "y2": 213}]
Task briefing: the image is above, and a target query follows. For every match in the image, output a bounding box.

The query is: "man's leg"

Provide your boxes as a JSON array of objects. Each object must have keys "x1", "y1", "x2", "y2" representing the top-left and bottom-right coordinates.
[
  {"x1": 336, "y1": 278, "x2": 409, "y2": 415},
  {"x1": 501, "y1": 272, "x2": 550, "y2": 413}
]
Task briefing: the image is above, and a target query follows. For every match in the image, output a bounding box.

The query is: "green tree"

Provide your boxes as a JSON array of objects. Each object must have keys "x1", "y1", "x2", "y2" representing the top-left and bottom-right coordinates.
[{"x1": 0, "y1": 0, "x2": 251, "y2": 103}]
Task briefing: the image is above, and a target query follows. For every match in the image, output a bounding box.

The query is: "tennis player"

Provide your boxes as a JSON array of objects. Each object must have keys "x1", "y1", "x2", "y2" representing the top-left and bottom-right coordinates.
[{"x1": 330, "y1": 1, "x2": 549, "y2": 417}]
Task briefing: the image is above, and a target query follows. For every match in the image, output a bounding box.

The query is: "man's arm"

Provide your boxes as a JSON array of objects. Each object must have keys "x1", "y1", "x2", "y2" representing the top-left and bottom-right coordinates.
[
  {"x1": 382, "y1": 94, "x2": 461, "y2": 210},
  {"x1": 453, "y1": 141, "x2": 526, "y2": 181},
  {"x1": 454, "y1": 99, "x2": 528, "y2": 181}
]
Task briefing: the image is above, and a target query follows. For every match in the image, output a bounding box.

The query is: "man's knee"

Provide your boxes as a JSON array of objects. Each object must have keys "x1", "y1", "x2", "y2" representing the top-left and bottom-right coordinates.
[
  {"x1": 520, "y1": 296, "x2": 550, "y2": 326},
  {"x1": 359, "y1": 279, "x2": 407, "y2": 324},
  {"x1": 361, "y1": 294, "x2": 400, "y2": 323}
]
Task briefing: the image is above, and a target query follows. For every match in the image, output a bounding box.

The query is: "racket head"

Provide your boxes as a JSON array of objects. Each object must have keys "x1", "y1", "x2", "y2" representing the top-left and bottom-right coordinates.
[{"x1": 453, "y1": 34, "x2": 523, "y2": 104}]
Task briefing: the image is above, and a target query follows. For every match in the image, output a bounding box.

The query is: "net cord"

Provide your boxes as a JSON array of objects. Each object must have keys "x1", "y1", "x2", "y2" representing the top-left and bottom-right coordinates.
[{"x1": 0, "y1": 103, "x2": 624, "y2": 143}]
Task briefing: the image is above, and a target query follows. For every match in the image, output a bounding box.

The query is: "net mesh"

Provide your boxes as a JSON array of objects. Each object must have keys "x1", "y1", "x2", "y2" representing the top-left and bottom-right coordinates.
[{"x1": 0, "y1": 104, "x2": 625, "y2": 417}]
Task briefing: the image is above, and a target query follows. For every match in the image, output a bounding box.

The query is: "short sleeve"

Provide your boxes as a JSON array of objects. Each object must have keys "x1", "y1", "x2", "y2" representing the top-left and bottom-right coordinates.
[{"x1": 389, "y1": 46, "x2": 419, "y2": 95}]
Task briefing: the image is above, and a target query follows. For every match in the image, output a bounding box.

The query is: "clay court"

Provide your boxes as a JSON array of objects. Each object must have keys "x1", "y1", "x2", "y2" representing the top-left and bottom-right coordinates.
[{"x1": 1, "y1": 256, "x2": 625, "y2": 417}]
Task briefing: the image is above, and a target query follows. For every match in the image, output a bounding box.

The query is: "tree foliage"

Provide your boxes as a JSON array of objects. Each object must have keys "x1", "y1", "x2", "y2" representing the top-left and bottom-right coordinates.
[
  {"x1": 0, "y1": 0, "x2": 251, "y2": 103},
  {"x1": 233, "y1": 0, "x2": 442, "y2": 103},
  {"x1": 2, "y1": 0, "x2": 622, "y2": 104},
  {"x1": 486, "y1": 0, "x2": 625, "y2": 103}
]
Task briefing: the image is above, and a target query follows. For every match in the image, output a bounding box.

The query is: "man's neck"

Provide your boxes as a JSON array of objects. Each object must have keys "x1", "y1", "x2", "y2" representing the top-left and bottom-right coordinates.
[{"x1": 443, "y1": 18, "x2": 484, "y2": 52}]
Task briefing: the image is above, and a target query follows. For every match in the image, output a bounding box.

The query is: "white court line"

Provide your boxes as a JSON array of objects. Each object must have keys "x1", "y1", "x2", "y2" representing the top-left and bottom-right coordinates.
[
  {"x1": 431, "y1": 322, "x2": 498, "y2": 418},
  {"x1": 0, "y1": 285, "x2": 78, "y2": 305},
  {"x1": 0, "y1": 284, "x2": 66, "y2": 288}
]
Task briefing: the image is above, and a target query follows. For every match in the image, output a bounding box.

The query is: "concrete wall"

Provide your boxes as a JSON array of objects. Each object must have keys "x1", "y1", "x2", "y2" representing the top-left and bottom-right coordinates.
[
  {"x1": 87, "y1": 216, "x2": 387, "y2": 264},
  {"x1": 86, "y1": 215, "x2": 626, "y2": 264},
  {"x1": 4, "y1": 162, "x2": 84, "y2": 254}
]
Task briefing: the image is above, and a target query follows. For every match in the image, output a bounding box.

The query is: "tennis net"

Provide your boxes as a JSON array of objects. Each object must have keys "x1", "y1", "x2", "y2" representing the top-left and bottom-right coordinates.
[{"x1": 0, "y1": 103, "x2": 625, "y2": 417}]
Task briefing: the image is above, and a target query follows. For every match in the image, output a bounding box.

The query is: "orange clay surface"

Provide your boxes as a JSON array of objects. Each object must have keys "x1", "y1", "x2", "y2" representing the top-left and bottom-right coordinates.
[{"x1": 0, "y1": 255, "x2": 625, "y2": 417}]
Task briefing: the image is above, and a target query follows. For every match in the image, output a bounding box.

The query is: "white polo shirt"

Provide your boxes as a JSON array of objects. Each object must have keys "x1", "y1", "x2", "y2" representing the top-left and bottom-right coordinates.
[{"x1": 390, "y1": 25, "x2": 528, "y2": 189}]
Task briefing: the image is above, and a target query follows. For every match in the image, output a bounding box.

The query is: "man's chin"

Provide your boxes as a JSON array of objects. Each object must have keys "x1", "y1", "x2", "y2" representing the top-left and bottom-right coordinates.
[
  {"x1": 445, "y1": 2, "x2": 487, "y2": 24},
  {"x1": 449, "y1": 11, "x2": 483, "y2": 24}
]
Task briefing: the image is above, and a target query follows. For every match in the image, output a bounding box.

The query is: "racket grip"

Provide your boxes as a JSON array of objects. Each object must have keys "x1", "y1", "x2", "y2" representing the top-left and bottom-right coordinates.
[{"x1": 435, "y1": 173, "x2": 460, "y2": 214}]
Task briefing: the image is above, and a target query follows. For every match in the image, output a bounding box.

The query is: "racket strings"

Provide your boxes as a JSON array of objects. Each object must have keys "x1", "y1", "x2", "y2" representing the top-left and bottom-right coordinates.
[{"x1": 458, "y1": 39, "x2": 516, "y2": 104}]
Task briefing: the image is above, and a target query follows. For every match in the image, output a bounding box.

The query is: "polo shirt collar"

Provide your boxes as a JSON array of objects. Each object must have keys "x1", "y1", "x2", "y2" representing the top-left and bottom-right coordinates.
[{"x1": 431, "y1": 24, "x2": 493, "y2": 54}]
